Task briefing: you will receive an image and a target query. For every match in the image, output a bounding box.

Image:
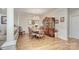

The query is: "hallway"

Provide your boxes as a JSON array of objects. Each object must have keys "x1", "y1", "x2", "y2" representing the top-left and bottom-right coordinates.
[{"x1": 16, "y1": 34, "x2": 79, "y2": 50}]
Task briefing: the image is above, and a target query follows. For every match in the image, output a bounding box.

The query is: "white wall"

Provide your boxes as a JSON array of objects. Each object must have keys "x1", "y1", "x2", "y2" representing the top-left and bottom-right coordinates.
[
  {"x1": 43, "y1": 8, "x2": 68, "y2": 40},
  {"x1": 14, "y1": 14, "x2": 19, "y2": 26},
  {"x1": 1, "y1": 8, "x2": 16, "y2": 47},
  {"x1": 0, "y1": 13, "x2": 6, "y2": 35},
  {"x1": 69, "y1": 9, "x2": 79, "y2": 39},
  {"x1": 19, "y1": 14, "x2": 30, "y2": 33}
]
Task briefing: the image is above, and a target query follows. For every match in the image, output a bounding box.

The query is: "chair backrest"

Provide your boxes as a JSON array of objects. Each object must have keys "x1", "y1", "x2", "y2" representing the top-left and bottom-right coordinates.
[{"x1": 28, "y1": 27, "x2": 32, "y2": 34}]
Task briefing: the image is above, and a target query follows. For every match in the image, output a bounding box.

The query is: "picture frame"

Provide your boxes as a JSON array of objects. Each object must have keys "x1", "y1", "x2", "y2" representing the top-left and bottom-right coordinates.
[
  {"x1": 60, "y1": 17, "x2": 64, "y2": 22},
  {"x1": 55, "y1": 19, "x2": 59, "y2": 24},
  {"x1": 1, "y1": 16, "x2": 7, "y2": 24}
]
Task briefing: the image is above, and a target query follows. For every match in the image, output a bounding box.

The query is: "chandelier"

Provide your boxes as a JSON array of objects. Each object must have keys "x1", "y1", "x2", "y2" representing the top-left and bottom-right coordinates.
[{"x1": 33, "y1": 16, "x2": 40, "y2": 20}]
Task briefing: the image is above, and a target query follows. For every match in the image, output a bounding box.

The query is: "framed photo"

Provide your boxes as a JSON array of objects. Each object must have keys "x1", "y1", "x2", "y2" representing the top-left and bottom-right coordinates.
[
  {"x1": 60, "y1": 17, "x2": 64, "y2": 22},
  {"x1": 1, "y1": 16, "x2": 7, "y2": 24},
  {"x1": 55, "y1": 19, "x2": 59, "y2": 24}
]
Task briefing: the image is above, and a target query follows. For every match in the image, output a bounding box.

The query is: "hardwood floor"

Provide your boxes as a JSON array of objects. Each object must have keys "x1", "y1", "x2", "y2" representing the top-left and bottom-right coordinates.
[{"x1": 16, "y1": 34, "x2": 79, "y2": 50}]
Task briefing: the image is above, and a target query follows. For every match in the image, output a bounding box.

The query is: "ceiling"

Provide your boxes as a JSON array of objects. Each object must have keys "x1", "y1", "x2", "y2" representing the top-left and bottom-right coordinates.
[
  {"x1": 1, "y1": 8, "x2": 79, "y2": 16},
  {"x1": 0, "y1": 8, "x2": 55, "y2": 16},
  {"x1": 14, "y1": 8, "x2": 55, "y2": 15},
  {"x1": 69, "y1": 8, "x2": 79, "y2": 12},
  {"x1": 15, "y1": 8, "x2": 79, "y2": 15}
]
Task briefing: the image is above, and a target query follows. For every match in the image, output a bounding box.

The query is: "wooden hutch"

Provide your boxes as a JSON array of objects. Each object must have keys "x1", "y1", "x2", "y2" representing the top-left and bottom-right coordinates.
[{"x1": 43, "y1": 17, "x2": 55, "y2": 37}]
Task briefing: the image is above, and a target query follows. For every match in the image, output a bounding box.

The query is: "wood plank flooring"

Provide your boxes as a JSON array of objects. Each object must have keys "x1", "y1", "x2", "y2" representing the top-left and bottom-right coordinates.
[{"x1": 16, "y1": 35, "x2": 79, "y2": 50}]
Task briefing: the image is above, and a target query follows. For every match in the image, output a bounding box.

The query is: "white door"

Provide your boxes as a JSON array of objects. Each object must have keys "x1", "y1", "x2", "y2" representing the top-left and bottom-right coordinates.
[{"x1": 70, "y1": 15, "x2": 79, "y2": 39}]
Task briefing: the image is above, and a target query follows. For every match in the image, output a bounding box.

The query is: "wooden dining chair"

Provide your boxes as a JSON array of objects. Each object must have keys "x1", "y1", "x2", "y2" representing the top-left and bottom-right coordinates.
[{"x1": 28, "y1": 27, "x2": 36, "y2": 39}]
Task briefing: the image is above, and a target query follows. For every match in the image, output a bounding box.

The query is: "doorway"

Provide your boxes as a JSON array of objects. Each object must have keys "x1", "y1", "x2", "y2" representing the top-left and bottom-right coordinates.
[{"x1": 69, "y1": 15, "x2": 79, "y2": 39}]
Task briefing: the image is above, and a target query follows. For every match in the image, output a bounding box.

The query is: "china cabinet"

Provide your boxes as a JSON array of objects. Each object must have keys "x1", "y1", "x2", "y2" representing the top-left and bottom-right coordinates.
[{"x1": 43, "y1": 17, "x2": 55, "y2": 37}]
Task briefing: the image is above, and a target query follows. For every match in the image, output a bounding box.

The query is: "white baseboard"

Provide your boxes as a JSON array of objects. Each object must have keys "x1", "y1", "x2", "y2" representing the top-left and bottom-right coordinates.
[
  {"x1": 69, "y1": 35, "x2": 79, "y2": 39},
  {"x1": 1, "y1": 40, "x2": 16, "y2": 48},
  {"x1": 69, "y1": 37, "x2": 79, "y2": 39},
  {"x1": 58, "y1": 36, "x2": 68, "y2": 41}
]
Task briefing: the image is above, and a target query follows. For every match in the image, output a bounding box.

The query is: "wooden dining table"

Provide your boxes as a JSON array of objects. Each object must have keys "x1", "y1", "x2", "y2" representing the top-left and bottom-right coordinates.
[{"x1": 32, "y1": 29, "x2": 39, "y2": 33}]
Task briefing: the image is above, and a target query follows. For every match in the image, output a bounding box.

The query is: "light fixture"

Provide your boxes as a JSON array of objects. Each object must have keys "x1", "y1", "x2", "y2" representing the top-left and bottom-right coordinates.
[{"x1": 33, "y1": 16, "x2": 40, "y2": 20}]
